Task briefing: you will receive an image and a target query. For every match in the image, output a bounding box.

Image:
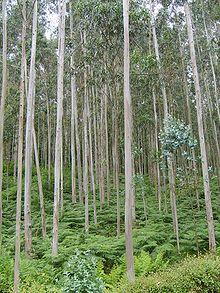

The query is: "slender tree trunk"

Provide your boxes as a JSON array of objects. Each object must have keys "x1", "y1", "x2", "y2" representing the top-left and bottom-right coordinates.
[
  {"x1": 0, "y1": 0, "x2": 7, "y2": 249},
  {"x1": 52, "y1": 0, "x2": 66, "y2": 256},
  {"x1": 24, "y1": 0, "x2": 38, "y2": 256},
  {"x1": 178, "y1": 33, "x2": 200, "y2": 208},
  {"x1": 153, "y1": 90, "x2": 161, "y2": 212},
  {"x1": 60, "y1": 130, "x2": 64, "y2": 215},
  {"x1": 114, "y1": 94, "x2": 120, "y2": 238},
  {"x1": 123, "y1": 0, "x2": 135, "y2": 283},
  {"x1": 100, "y1": 89, "x2": 105, "y2": 208},
  {"x1": 83, "y1": 83, "x2": 89, "y2": 233},
  {"x1": 14, "y1": 2, "x2": 26, "y2": 290},
  {"x1": 149, "y1": 0, "x2": 179, "y2": 252},
  {"x1": 70, "y1": 2, "x2": 76, "y2": 204},
  {"x1": 46, "y1": 93, "x2": 51, "y2": 189},
  {"x1": 104, "y1": 83, "x2": 110, "y2": 204},
  {"x1": 88, "y1": 93, "x2": 97, "y2": 225},
  {"x1": 185, "y1": 1, "x2": 216, "y2": 252},
  {"x1": 33, "y1": 129, "x2": 46, "y2": 238}
]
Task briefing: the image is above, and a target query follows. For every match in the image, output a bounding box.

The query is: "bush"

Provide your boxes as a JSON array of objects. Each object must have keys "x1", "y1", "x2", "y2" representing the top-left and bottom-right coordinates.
[
  {"x1": 60, "y1": 250, "x2": 104, "y2": 293},
  {"x1": 117, "y1": 254, "x2": 220, "y2": 293},
  {"x1": 100, "y1": 251, "x2": 167, "y2": 289}
]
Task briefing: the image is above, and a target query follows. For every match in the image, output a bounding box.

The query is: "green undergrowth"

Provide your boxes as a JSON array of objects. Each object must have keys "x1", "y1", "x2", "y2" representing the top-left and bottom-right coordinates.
[
  {"x1": 0, "y1": 166, "x2": 220, "y2": 292},
  {"x1": 115, "y1": 254, "x2": 220, "y2": 293}
]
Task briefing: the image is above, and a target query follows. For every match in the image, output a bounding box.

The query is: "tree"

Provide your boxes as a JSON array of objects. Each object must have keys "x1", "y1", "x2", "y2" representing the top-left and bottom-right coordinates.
[
  {"x1": 14, "y1": 0, "x2": 26, "y2": 290},
  {"x1": 184, "y1": 1, "x2": 216, "y2": 252},
  {"x1": 123, "y1": 0, "x2": 135, "y2": 283},
  {"x1": 52, "y1": 0, "x2": 66, "y2": 256},
  {"x1": 23, "y1": 0, "x2": 38, "y2": 256},
  {"x1": 0, "y1": 0, "x2": 7, "y2": 250}
]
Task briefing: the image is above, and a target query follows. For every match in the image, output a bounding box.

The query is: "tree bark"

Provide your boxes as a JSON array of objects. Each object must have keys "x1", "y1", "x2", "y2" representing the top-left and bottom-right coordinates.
[
  {"x1": 52, "y1": 0, "x2": 66, "y2": 256},
  {"x1": 24, "y1": 0, "x2": 38, "y2": 256},
  {"x1": 185, "y1": 1, "x2": 216, "y2": 252},
  {"x1": 33, "y1": 128, "x2": 46, "y2": 238},
  {"x1": 14, "y1": 1, "x2": 26, "y2": 290},
  {"x1": 123, "y1": 0, "x2": 135, "y2": 283}
]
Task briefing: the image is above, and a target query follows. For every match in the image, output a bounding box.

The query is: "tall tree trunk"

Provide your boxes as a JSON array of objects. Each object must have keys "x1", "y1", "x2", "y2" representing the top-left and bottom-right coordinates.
[
  {"x1": 46, "y1": 92, "x2": 51, "y2": 189},
  {"x1": 33, "y1": 129, "x2": 46, "y2": 238},
  {"x1": 14, "y1": 1, "x2": 26, "y2": 290},
  {"x1": 123, "y1": 0, "x2": 135, "y2": 283},
  {"x1": 83, "y1": 83, "x2": 89, "y2": 233},
  {"x1": 149, "y1": 0, "x2": 179, "y2": 252},
  {"x1": 185, "y1": 1, "x2": 216, "y2": 252},
  {"x1": 178, "y1": 33, "x2": 200, "y2": 209},
  {"x1": 70, "y1": 2, "x2": 76, "y2": 204},
  {"x1": 52, "y1": 0, "x2": 66, "y2": 256},
  {"x1": 104, "y1": 83, "x2": 110, "y2": 204},
  {"x1": 88, "y1": 93, "x2": 97, "y2": 225},
  {"x1": 24, "y1": 0, "x2": 38, "y2": 256},
  {"x1": 153, "y1": 90, "x2": 161, "y2": 212},
  {"x1": 0, "y1": 0, "x2": 7, "y2": 249}
]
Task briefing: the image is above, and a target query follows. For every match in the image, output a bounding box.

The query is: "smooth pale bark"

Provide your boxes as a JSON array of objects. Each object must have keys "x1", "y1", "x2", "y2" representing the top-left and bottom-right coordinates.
[
  {"x1": 178, "y1": 33, "x2": 200, "y2": 209},
  {"x1": 83, "y1": 89, "x2": 89, "y2": 233},
  {"x1": 100, "y1": 90, "x2": 106, "y2": 208},
  {"x1": 24, "y1": 0, "x2": 38, "y2": 256},
  {"x1": 60, "y1": 131, "x2": 64, "y2": 215},
  {"x1": 33, "y1": 129, "x2": 46, "y2": 238},
  {"x1": 149, "y1": 0, "x2": 179, "y2": 251},
  {"x1": 0, "y1": 0, "x2": 7, "y2": 249},
  {"x1": 115, "y1": 124, "x2": 120, "y2": 238},
  {"x1": 185, "y1": 1, "x2": 216, "y2": 252},
  {"x1": 88, "y1": 94, "x2": 97, "y2": 225},
  {"x1": 113, "y1": 89, "x2": 120, "y2": 237},
  {"x1": 104, "y1": 83, "x2": 110, "y2": 204},
  {"x1": 13, "y1": 132, "x2": 18, "y2": 182},
  {"x1": 46, "y1": 92, "x2": 51, "y2": 188},
  {"x1": 123, "y1": 0, "x2": 135, "y2": 283},
  {"x1": 70, "y1": 44, "x2": 83, "y2": 203},
  {"x1": 153, "y1": 90, "x2": 161, "y2": 212},
  {"x1": 52, "y1": 0, "x2": 66, "y2": 256},
  {"x1": 14, "y1": 1, "x2": 26, "y2": 290},
  {"x1": 70, "y1": 2, "x2": 76, "y2": 203},
  {"x1": 92, "y1": 84, "x2": 99, "y2": 188}
]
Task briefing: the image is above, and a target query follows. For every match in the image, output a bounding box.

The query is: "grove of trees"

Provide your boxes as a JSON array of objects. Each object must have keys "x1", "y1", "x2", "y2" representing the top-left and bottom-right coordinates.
[{"x1": 0, "y1": 0, "x2": 219, "y2": 291}]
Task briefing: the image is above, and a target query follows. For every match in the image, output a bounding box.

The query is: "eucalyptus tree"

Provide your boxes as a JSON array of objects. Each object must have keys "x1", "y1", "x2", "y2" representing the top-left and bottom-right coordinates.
[
  {"x1": 0, "y1": 0, "x2": 7, "y2": 250},
  {"x1": 70, "y1": 2, "x2": 76, "y2": 204},
  {"x1": 14, "y1": 0, "x2": 26, "y2": 290},
  {"x1": 24, "y1": 0, "x2": 38, "y2": 256},
  {"x1": 148, "y1": 0, "x2": 180, "y2": 251},
  {"x1": 123, "y1": 0, "x2": 135, "y2": 283},
  {"x1": 184, "y1": 0, "x2": 216, "y2": 252},
  {"x1": 52, "y1": 0, "x2": 66, "y2": 256}
]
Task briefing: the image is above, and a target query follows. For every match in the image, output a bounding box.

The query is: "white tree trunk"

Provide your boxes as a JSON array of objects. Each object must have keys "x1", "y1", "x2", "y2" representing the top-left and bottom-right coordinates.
[
  {"x1": 185, "y1": 1, "x2": 216, "y2": 252},
  {"x1": 149, "y1": 0, "x2": 179, "y2": 251},
  {"x1": 70, "y1": 2, "x2": 77, "y2": 204},
  {"x1": 52, "y1": 0, "x2": 66, "y2": 256},
  {"x1": 0, "y1": 0, "x2": 7, "y2": 249},
  {"x1": 14, "y1": 1, "x2": 26, "y2": 290},
  {"x1": 33, "y1": 129, "x2": 46, "y2": 238},
  {"x1": 153, "y1": 90, "x2": 161, "y2": 212},
  {"x1": 123, "y1": 0, "x2": 135, "y2": 283},
  {"x1": 24, "y1": 0, "x2": 38, "y2": 256}
]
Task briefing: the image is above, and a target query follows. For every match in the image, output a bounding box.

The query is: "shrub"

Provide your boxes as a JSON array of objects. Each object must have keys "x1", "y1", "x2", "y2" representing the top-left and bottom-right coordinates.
[
  {"x1": 60, "y1": 250, "x2": 104, "y2": 293},
  {"x1": 117, "y1": 254, "x2": 220, "y2": 293},
  {"x1": 100, "y1": 251, "x2": 167, "y2": 289}
]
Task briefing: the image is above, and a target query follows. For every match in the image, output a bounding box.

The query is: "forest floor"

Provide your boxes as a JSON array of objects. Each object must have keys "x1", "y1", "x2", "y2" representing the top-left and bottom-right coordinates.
[{"x1": 1, "y1": 167, "x2": 220, "y2": 292}]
